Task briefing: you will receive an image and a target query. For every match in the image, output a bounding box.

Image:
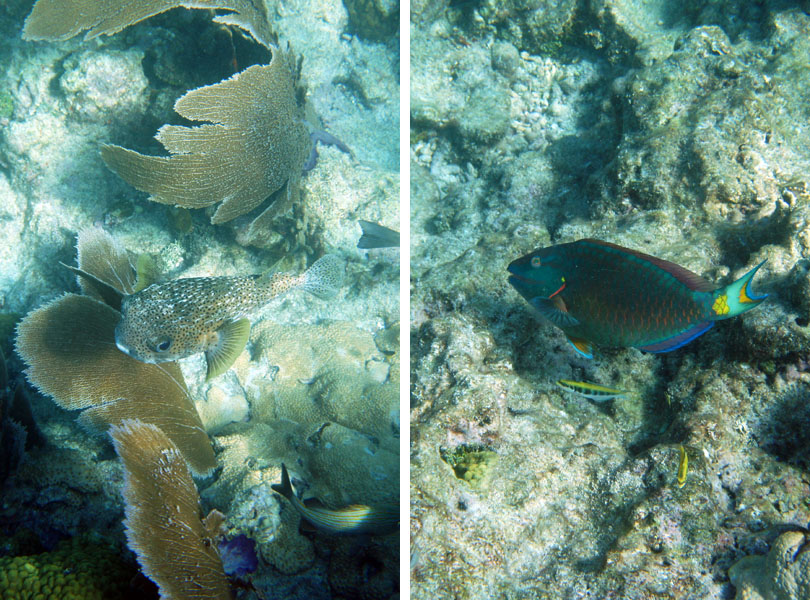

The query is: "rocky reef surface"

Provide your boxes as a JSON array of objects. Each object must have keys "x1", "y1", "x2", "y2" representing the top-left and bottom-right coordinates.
[
  {"x1": 0, "y1": 0, "x2": 399, "y2": 598},
  {"x1": 411, "y1": 2, "x2": 810, "y2": 599}
]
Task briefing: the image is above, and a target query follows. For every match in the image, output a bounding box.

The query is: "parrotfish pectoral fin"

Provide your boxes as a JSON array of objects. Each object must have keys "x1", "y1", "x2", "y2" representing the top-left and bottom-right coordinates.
[
  {"x1": 638, "y1": 321, "x2": 714, "y2": 353},
  {"x1": 205, "y1": 318, "x2": 251, "y2": 381},
  {"x1": 711, "y1": 260, "x2": 768, "y2": 320},
  {"x1": 531, "y1": 297, "x2": 580, "y2": 327},
  {"x1": 566, "y1": 335, "x2": 593, "y2": 359}
]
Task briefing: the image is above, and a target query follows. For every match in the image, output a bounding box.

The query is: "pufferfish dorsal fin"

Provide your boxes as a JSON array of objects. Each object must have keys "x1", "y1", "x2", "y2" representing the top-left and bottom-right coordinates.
[
  {"x1": 530, "y1": 296, "x2": 580, "y2": 328},
  {"x1": 205, "y1": 318, "x2": 251, "y2": 381},
  {"x1": 60, "y1": 263, "x2": 125, "y2": 311}
]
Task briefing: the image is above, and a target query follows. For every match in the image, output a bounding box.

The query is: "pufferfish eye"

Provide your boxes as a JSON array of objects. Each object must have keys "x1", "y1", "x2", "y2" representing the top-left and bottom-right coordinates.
[
  {"x1": 530, "y1": 256, "x2": 542, "y2": 268},
  {"x1": 154, "y1": 338, "x2": 172, "y2": 353}
]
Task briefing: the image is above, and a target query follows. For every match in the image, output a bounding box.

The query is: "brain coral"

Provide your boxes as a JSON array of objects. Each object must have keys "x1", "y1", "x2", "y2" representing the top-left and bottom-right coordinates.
[
  {"x1": 729, "y1": 530, "x2": 810, "y2": 600},
  {"x1": 247, "y1": 320, "x2": 399, "y2": 454}
]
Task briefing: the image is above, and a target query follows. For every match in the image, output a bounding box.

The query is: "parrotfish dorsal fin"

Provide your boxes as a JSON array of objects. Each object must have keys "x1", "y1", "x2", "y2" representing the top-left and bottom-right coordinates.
[
  {"x1": 581, "y1": 239, "x2": 715, "y2": 292},
  {"x1": 205, "y1": 318, "x2": 251, "y2": 381}
]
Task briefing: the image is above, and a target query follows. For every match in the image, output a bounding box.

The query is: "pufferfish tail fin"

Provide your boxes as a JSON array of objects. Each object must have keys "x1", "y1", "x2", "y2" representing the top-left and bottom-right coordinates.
[
  {"x1": 710, "y1": 261, "x2": 768, "y2": 320},
  {"x1": 300, "y1": 254, "x2": 345, "y2": 300}
]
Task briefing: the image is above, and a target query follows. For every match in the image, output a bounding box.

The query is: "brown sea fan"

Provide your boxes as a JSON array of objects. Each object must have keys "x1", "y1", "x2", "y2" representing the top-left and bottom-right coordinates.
[
  {"x1": 111, "y1": 419, "x2": 231, "y2": 599},
  {"x1": 101, "y1": 48, "x2": 311, "y2": 226},
  {"x1": 15, "y1": 293, "x2": 217, "y2": 475},
  {"x1": 22, "y1": 0, "x2": 276, "y2": 50}
]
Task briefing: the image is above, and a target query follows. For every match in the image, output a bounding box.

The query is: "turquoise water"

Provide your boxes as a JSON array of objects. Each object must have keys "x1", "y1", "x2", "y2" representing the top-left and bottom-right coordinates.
[
  {"x1": 411, "y1": 3, "x2": 810, "y2": 599},
  {"x1": 0, "y1": 1, "x2": 399, "y2": 598}
]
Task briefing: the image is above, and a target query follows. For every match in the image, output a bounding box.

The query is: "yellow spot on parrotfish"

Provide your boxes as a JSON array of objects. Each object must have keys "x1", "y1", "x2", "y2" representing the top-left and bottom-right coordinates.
[
  {"x1": 712, "y1": 294, "x2": 729, "y2": 316},
  {"x1": 676, "y1": 444, "x2": 688, "y2": 488},
  {"x1": 556, "y1": 379, "x2": 627, "y2": 402}
]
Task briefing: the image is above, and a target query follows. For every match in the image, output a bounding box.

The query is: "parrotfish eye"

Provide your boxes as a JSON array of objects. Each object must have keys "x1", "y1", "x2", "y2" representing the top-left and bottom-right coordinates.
[
  {"x1": 154, "y1": 338, "x2": 172, "y2": 353},
  {"x1": 530, "y1": 256, "x2": 542, "y2": 268}
]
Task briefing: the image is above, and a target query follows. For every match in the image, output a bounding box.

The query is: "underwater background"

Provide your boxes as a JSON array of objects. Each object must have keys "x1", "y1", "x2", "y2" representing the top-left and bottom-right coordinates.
[
  {"x1": 0, "y1": 0, "x2": 399, "y2": 598},
  {"x1": 410, "y1": 1, "x2": 810, "y2": 599}
]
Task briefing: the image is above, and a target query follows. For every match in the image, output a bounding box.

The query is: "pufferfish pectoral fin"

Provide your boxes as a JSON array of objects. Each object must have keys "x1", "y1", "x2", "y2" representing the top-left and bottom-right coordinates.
[
  {"x1": 205, "y1": 318, "x2": 251, "y2": 381},
  {"x1": 530, "y1": 297, "x2": 580, "y2": 328}
]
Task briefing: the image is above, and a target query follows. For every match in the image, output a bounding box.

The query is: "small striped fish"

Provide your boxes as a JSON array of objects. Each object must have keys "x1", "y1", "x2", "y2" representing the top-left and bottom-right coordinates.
[
  {"x1": 272, "y1": 463, "x2": 398, "y2": 536},
  {"x1": 556, "y1": 379, "x2": 627, "y2": 402},
  {"x1": 676, "y1": 444, "x2": 688, "y2": 488}
]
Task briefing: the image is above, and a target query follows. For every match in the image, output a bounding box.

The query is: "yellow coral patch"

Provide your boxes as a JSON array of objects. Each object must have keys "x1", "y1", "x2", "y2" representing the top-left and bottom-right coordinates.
[{"x1": 713, "y1": 294, "x2": 729, "y2": 316}]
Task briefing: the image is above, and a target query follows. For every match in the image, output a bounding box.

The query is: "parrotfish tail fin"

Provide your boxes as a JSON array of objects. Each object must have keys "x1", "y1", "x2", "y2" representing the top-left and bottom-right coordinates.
[
  {"x1": 271, "y1": 463, "x2": 294, "y2": 501},
  {"x1": 710, "y1": 261, "x2": 768, "y2": 321},
  {"x1": 301, "y1": 254, "x2": 345, "y2": 300}
]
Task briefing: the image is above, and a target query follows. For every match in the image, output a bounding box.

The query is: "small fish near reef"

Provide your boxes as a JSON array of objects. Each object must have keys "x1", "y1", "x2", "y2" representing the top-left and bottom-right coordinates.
[
  {"x1": 507, "y1": 239, "x2": 767, "y2": 358},
  {"x1": 676, "y1": 444, "x2": 688, "y2": 488},
  {"x1": 556, "y1": 379, "x2": 627, "y2": 402},
  {"x1": 272, "y1": 463, "x2": 399, "y2": 536},
  {"x1": 114, "y1": 255, "x2": 344, "y2": 380}
]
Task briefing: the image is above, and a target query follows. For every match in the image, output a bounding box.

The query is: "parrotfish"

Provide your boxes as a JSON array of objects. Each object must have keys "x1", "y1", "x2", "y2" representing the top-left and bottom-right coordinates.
[
  {"x1": 507, "y1": 239, "x2": 767, "y2": 358},
  {"x1": 272, "y1": 463, "x2": 399, "y2": 536},
  {"x1": 114, "y1": 255, "x2": 343, "y2": 380},
  {"x1": 556, "y1": 379, "x2": 627, "y2": 402}
]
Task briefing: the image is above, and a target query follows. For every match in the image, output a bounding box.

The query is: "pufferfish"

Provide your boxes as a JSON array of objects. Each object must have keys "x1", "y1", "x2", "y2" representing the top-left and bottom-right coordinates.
[
  {"x1": 114, "y1": 255, "x2": 343, "y2": 380},
  {"x1": 507, "y1": 239, "x2": 767, "y2": 358}
]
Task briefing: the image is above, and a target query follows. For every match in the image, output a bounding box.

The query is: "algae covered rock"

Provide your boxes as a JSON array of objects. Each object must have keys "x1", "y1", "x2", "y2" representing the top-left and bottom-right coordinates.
[
  {"x1": 613, "y1": 16, "x2": 810, "y2": 228},
  {"x1": 343, "y1": 0, "x2": 398, "y2": 42}
]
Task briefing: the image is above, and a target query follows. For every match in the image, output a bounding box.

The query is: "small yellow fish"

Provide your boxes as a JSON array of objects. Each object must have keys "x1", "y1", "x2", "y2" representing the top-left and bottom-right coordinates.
[
  {"x1": 677, "y1": 444, "x2": 688, "y2": 488},
  {"x1": 556, "y1": 379, "x2": 627, "y2": 402},
  {"x1": 114, "y1": 255, "x2": 343, "y2": 380},
  {"x1": 272, "y1": 464, "x2": 398, "y2": 536}
]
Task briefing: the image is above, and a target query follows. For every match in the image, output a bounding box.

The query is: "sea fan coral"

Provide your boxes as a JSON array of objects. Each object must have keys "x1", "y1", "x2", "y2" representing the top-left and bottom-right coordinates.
[
  {"x1": 22, "y1": 0, "x2": 276, "y2": 49},
  {"x1": 101, "y1": 48, "x2": 311, "y2": 226},
  {"x1": 15, "y1": 293, "x2": 216, "y2": 475},
  {"x1": 111, "y1": 419, "x2": 231, "y2": 599}
]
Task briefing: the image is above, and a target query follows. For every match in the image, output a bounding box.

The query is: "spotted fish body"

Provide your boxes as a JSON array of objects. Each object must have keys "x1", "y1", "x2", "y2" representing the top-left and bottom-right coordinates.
[
  {"x1": 507, "y1": 239, "x2": 767, "y2": 358},
  {"x1": 115, "y1": 255, "x2": 343, "y2": 379}
]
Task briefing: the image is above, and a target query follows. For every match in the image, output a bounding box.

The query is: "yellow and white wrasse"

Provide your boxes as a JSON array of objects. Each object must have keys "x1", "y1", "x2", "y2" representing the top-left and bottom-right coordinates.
[
  {"x1": 676, "y1": 444, "x2": 688, "y2": 488},
  {"x1": 556, "y1": 379, "x2": 628, "y2": 402},
  {"x1": 271, "y1": 463, "x2": 398, "y2": 536}
]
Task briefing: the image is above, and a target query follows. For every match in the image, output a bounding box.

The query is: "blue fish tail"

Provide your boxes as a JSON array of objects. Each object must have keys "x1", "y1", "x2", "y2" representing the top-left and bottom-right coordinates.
[{"x1": 710, "y1": 261, "x2": 768, "y2": 320}]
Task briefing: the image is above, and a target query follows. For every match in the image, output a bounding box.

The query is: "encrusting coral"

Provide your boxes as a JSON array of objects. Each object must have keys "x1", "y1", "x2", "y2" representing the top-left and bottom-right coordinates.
[
  {"x1": 22, "y1": 0, "x2": 277, "y2": 50},
  {"x1": 101, "y1": 47, "x2": 311, "y2": 227},
  {"x1": 111, "y1": 419, "x2": 231, "y2": 600},
  {"x1": 15, "y1": 229, "x2": 216, "y2": 475}
]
